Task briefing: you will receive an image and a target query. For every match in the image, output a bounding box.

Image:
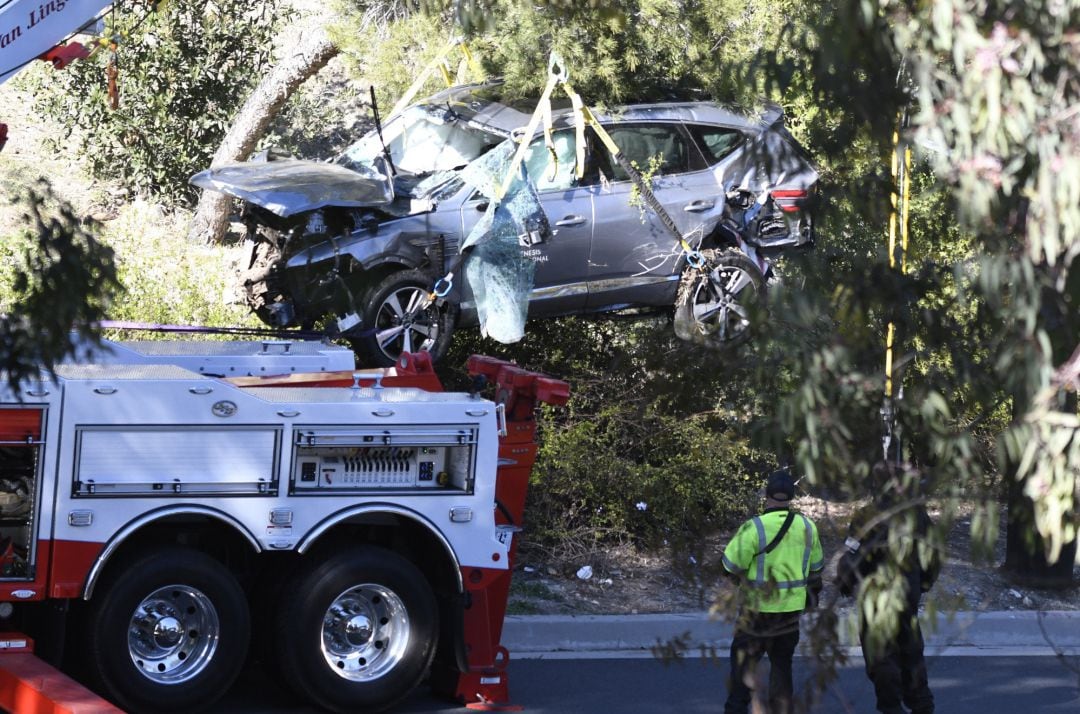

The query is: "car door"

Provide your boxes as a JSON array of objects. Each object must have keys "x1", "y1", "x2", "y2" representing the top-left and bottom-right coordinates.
[
  {"x1": 459, "y1": 128, "x2": 596, "y2": 318},
  {"x1": 587, "y1": 122, "x2": 725, "y2": 311}
]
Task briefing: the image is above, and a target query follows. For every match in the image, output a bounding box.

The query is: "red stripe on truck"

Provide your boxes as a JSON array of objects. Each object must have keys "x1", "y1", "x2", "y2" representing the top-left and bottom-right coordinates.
[{"x1": 49, "y1": 540, "x2": 105, "y2": 600}]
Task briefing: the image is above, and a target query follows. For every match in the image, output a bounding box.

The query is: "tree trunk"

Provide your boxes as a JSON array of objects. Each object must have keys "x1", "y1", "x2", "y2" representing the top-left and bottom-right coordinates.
[{"x1": 187, "y1": 23, "x2": 339, "y2": 244}]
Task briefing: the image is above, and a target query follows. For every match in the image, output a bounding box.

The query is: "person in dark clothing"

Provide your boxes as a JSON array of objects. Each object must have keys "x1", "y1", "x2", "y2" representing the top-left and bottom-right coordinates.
[
  {"x1": 836, "y1": 462, "x2": 941, "y2": 714},
  {"x1": 722, "y1": 469, "x2": 824, "y2": 714}
]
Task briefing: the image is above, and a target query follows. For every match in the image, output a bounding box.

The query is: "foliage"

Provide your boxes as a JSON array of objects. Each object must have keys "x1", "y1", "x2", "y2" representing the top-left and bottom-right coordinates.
[
  {"x1": 97, "y1": 201, "x2": 259, "y2": 331},
  {"x1": 747, "y1": 0, "x2": 1080, "y2": 561},
  {"x1": 0, "y1": 193, "x2": 256, "y2": 380},
  {"x1": 528, "y1": 407, "x2": 763, "y2": 558},
  {"x1": 0, "y1": 182, "x2": 121, "y2": 392},
  {"x1": 25, "y1": 0, "x2": 286, "y2": 206},
  {"x1": 332, "y1": 0, "x2": 807, "y2": 110},
  {"x1": 444, "y1": 316, "x2": 772, "y2": 560},
  {"x1": 268, "y1": 77, "x2": 371, "y2": 161},
  {"x1": 710, "y1": 0, "x2": 1080, "y2": 699},
  {"x1": 900, "y1": 1, "x2": 1080, "y2": 565}
]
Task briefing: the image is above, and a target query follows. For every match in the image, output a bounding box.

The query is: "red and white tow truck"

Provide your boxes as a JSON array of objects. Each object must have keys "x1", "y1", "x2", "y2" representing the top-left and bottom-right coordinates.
[
  {"x1": 0, "y1": 338, "x2": 568, "y2": 713},
  {"x1": 2, "y1": 7, "x2": 571, "y2": 709}
]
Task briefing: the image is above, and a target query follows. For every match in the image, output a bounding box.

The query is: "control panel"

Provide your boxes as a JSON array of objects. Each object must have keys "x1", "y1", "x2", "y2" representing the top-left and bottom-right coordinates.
[{"x1": 290, "y1": 427, "x2": 476, "y2": 493}]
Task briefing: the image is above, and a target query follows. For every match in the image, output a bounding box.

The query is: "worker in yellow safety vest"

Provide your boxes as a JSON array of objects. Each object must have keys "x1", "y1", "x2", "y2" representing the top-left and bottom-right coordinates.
[{"x1": 721, "y1": 469, "x2": 824, "y2": 714}]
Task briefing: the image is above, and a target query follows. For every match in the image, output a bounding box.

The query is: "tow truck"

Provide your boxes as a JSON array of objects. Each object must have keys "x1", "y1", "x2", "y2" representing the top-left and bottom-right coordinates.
[
  {"x1": 2, "y1": 10, "x2": 572, "y2": 709},
  {"x1": 0, "y1": 338, "x2": 568, "y2": 713}
]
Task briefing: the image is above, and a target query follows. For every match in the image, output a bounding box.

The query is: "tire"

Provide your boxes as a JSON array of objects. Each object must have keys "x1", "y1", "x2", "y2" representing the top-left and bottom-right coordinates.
[
  {"x1": 673, "y1": 249, "x2": 765, "y2": 349},
  {"x1": 350, "y1": 269, "x2": 457, "y2": 367},
  {"x1": 274, "y1": 546, "x2": 439, "y2": 713},
  {"x1": 84, "y1": 547, "x2": 250, "y2": 713}
]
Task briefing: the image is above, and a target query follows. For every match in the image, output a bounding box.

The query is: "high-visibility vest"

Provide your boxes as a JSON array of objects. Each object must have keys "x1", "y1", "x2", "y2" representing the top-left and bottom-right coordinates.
[{"x1": 722, "y1": 508, "x2": 824, "y2": 613}]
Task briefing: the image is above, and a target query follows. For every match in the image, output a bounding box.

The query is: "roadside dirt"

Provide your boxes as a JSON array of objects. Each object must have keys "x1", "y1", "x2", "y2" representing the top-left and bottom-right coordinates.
[{"x1": 507, "y1": 496, "x2": 1080, "y2": 616}]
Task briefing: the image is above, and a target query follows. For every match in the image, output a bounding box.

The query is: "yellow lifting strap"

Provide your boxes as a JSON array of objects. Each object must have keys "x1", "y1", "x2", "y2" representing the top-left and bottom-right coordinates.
[
  {"x1": 560, "y1": 82, "x2": 701, "y2": 261},
  {"x1": 494, "y1": 54, "x2": 567, "y2": 201},
  {"x1": 424, "y1": 54, "x2": 565, "y2": 303},
  {"x1": 884, "y1": 123, "x2": 912, "y2": 400},
  {"x1": 389, "y1": 38, "x2": 486, "y2": 119},
  {"x1": 425, "y1": 51, "x2": 705, "y2": 305}
]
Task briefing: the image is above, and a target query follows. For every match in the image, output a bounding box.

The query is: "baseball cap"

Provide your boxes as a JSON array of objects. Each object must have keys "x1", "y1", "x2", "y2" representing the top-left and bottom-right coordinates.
[{"x1": 766, "y1": 469, "x2": 796, "y2": 501}]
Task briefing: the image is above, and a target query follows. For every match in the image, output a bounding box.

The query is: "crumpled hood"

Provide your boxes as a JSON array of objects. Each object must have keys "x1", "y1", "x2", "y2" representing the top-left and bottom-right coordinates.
[{"x1": 189, "y1": 159, "x2": 394, "y2": 217}]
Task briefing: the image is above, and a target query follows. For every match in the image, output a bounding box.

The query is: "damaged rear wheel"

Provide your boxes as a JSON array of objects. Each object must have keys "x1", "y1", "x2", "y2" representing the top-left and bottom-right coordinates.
[
  {"x1": 673, "y1": 249, "x2": 764, "y2": 349},
  {"x1": 351, "y1": 270, "x2": 457, "y2": 367}
]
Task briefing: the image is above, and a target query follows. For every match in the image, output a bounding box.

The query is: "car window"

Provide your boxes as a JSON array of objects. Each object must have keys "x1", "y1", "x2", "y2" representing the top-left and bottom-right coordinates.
[
  {"x1": 523, "y1": 130, "x2": 580, "y2": 191},
  {"x1": 689, "y1": 125, "x2": 745, "y2": 164},
  {"x1": 601, "y1": 123, "x2": 708, "y2": 181},
  {"x1": 337, "y1": 105, "x2": 503, "y2": 175}
]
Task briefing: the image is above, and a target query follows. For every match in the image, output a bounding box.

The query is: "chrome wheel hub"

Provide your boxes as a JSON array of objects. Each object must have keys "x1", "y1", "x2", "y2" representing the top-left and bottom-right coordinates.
[
  {"x1": 321, "y1": 584, "x2": 410, "y2": 682},
  {"x1": 128, "y1": 585, "x2": 220, "y2": 684}
]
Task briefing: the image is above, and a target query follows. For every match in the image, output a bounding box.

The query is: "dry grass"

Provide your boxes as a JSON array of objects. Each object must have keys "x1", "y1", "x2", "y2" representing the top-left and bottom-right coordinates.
[{"x1": 509, "y1": 496, "x2": 1080, "y2": 616}]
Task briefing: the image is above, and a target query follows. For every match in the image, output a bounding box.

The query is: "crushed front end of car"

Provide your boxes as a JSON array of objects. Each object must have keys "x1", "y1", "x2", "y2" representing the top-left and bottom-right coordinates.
[{"x1": 190, "y1": 85, "x2": 537, "y2": 364}]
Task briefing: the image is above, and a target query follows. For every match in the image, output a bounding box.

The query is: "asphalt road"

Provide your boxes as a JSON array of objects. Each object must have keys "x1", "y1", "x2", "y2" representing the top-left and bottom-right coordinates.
[{"x1": 216, "y1": 653, "x2": 1080, "y2": 713}]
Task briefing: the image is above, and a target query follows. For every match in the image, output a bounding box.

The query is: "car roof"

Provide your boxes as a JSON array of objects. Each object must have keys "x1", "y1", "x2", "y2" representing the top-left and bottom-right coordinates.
[{"x1": 415, "y1": 81, "x2": 767, "y2": 136}]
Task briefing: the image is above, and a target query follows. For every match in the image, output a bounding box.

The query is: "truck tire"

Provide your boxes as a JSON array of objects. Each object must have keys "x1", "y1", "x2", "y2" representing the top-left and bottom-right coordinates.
[
  {"x1": 84, "y1": 547, "x2": 250, "y2": 713},
  {"x1": 275, "y1": 546, "x2": 438, "y2": 713},
  {"x1": 673, "y1": 249, "x2": 764, "y2": 349},
  {"x1": 350, "y1": 270, "x2": 457, "y2": 367}
]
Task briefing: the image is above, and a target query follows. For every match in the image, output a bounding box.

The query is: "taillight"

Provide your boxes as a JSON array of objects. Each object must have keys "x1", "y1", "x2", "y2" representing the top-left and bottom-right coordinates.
[{"x1": 772, "y1": 189, "x2": 811, "y2": 213}]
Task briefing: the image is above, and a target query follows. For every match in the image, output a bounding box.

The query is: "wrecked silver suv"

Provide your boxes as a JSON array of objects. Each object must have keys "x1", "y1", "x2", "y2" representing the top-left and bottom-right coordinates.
[{"x1": 191, "y1": 82, "x2": 818, "y2": 366}]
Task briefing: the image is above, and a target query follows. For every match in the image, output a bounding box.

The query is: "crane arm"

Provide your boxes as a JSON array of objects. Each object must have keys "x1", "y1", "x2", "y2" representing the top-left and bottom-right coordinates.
[
  {"x1": 1, "y1": 0, "x2": 116, "y2": 150},
  {"x1": 0, "y1": 0, "x2": 113, "y2": 84}
]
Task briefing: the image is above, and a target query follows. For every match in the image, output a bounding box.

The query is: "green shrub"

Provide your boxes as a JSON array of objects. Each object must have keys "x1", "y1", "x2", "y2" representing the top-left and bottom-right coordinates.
[
  {"x1": 0, "y1": 182, "x2": 121, "y2": 390},
  {"x1": 3, "y1": 198, "x2": 258, "y2": 342},
  {"x1": 527, "y1": 406, "x2": 765, "y2": 553},
  {"x1": 444, "y1": 316, "x2": 770, "y2": 560}
]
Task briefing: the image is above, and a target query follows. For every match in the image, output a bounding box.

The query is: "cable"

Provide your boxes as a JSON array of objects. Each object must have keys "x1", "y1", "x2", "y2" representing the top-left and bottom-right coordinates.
[
  {"x1": 0, "y1": 56, "x2": 37, "y2": 81},
  {"x1": 495, "y1": 499, "x2": 516, "y2": 527}
]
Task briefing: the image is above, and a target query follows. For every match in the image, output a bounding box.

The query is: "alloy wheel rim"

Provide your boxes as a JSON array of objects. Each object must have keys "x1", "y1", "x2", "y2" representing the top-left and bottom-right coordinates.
[
  {"x1": 374, "y1": 286, "x2": 440, "y2": 359},
  {"x1": 128, "y1": 585, "x2": 220, "y2": 684},
  {"x1": 690, "y1": 265, "x2": 755, "y2": 341},
  {"x1": 320, "y1": 583, "x2": 410, "y2": 681}
]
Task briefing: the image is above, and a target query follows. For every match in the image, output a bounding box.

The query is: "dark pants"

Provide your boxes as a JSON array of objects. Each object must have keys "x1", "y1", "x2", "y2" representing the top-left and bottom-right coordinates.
[
  {"x1": 724, "y1": 611, "x2": 801, "y2": 714},
  {"x1": 861, "y1": 610, "x2": 934, "y2": 714}
]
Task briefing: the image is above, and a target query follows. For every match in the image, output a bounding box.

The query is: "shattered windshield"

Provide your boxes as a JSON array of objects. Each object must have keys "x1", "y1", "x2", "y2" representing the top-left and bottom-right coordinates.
[{"x1": 337, "y1": 104, "x2": 504, "y2": 176}]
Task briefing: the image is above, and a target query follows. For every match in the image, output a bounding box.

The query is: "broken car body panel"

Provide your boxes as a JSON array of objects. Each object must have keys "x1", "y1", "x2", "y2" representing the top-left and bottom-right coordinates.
[{"x1": 190, "y1": 159, "x2": 395, "y2": 217}]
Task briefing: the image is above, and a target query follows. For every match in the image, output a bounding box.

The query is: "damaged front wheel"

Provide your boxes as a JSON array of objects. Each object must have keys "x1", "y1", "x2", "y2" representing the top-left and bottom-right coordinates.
[
  {"x1": 673, "y1": 249, "x2": 764, "y2": 349},
  {"x1": 351, "y1": 270, "x2": 457, "y2": 367}
]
